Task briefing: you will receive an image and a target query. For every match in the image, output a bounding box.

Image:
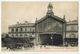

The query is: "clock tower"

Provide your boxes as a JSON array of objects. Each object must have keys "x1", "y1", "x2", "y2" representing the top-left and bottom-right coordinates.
[{"x1": 47, "y1": 3, "x2": 54, "y2": 16}]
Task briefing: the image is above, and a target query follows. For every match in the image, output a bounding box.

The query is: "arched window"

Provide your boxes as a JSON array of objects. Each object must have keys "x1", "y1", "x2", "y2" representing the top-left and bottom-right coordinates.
[
  {"x1": 11, "y1": 28, "x2": 14, "y2": 32},
  {"x1": 20, "y1": 28, "x2": 23, "y2": 32},
  {"x1": 25, "y1": 28, "x2": 27, "y2": 32},
  {"x1": 20, "y1": 34, "x2": 22, "y2": 36},
  {"x1": 16, "y1": 28, "x2": 18, "y2": 32}
]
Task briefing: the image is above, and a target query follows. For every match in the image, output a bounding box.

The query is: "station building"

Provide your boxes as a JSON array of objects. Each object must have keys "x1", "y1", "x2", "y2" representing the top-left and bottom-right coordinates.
[
  {"x1": 66, "y1": 20, "x2": 78, "y2": 46},
  {"x1": 35, "y1": 3, "x2": 66, "y2": 46},
  {"x1": 6, "y1": 3, "x2": 78, "y2": 46},
  {"x1": 8, "y1": 21, "x2": 35, "y2": 45}
]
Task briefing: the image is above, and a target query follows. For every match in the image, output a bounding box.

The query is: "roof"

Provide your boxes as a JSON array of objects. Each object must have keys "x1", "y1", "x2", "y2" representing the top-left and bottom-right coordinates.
[
  {"x1": 35, "y1": 15, "x2": 66, "y2": 24},
  {"x1": 67, "y1": 20, "x2": 78, "y2": 25},
  {"x1": 9, "y1": 23, "x2": 35, "y2": 28},
  {"x1": 52, "y1": 15, "x2": 66, "y2": 22}
]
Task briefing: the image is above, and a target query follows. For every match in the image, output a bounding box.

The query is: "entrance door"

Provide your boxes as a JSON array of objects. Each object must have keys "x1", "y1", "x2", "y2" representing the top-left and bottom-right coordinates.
[
  {"x1": 39, "y1": 34, "x2": 63, "y2": 46},
  {"x1": 52, "y1": 34, "x2": 63, "y2": 46},
  {"x1": 39, "y1": 34, "x2": 52, "y2": 45}
]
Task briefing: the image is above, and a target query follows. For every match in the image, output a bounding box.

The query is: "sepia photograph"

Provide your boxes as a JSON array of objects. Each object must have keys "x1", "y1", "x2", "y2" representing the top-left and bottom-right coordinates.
[{"x1": 1, "y1": 2, "x2": 78, "y2": 52}]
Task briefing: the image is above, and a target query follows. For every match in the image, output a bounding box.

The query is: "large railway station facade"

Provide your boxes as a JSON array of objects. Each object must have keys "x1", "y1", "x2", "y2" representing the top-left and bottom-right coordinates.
[
  {"x1": 2, "y1": 3, "x2": 78, "y2": 47},
  {"x1": 35, "y1": 3, "x2": 66, "y2": 46}
]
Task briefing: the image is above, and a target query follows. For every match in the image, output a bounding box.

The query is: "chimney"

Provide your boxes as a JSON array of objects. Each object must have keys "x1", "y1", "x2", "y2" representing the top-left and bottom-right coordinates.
[
  {"x1": 17, "y1": 22, "x2": 20, "y2": 24},
  {"x1": 25, "y1": 21, "x2": 28, "y2": 24}
]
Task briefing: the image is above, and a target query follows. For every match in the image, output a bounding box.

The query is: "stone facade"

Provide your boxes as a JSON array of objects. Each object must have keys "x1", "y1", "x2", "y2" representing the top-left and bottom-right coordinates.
[
  {"x1": 35, "y1": 3, "x2": 66, "y2": 45},
  {"x1": 66, "y1": 20, "x2": 78, "y2": 38},
  {"x1": 65, "y1": 20, "x2": 78, "y2": 46},
  {"x1": 8, "y1": 21, "x2": 35, "y2": 38}
]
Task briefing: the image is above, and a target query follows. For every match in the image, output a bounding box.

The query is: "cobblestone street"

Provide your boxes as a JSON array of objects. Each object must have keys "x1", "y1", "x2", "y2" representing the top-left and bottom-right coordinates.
[{"x1": 2, "y1": 45, "x2": 78, "y2": 52}]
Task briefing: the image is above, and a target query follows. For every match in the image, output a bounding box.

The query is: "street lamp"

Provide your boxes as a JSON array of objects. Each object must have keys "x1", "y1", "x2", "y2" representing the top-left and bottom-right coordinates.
[{"x1": 50, "y1": 34, "x2": 53, "y2": 45}]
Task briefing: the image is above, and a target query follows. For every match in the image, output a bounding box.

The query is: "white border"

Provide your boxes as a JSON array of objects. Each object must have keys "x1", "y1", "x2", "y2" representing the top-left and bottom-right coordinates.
[
  {"x1": 1, "y1": 0, "x2": 79, "y2": 2},
  {"x1": 0, "y1": 0, "x2": 79, "y2": 54}
]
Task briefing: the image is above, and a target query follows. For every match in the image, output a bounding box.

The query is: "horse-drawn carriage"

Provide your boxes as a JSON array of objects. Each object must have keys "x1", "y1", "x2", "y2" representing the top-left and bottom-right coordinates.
[{"x1": 2, "y1": 36, "x2": 34, "y2": 50}]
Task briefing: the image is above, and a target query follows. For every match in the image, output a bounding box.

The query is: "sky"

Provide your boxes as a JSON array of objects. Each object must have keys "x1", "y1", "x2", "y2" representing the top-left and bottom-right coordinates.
[{"x1": 2, "y1": 2, "x2": 78, "y2": 33}]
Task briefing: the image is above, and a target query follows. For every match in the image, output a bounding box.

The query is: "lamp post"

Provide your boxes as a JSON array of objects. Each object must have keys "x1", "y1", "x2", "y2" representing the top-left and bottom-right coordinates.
[{"x1": 51, "y1": 34, "x2": 53, "y2": 45}]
